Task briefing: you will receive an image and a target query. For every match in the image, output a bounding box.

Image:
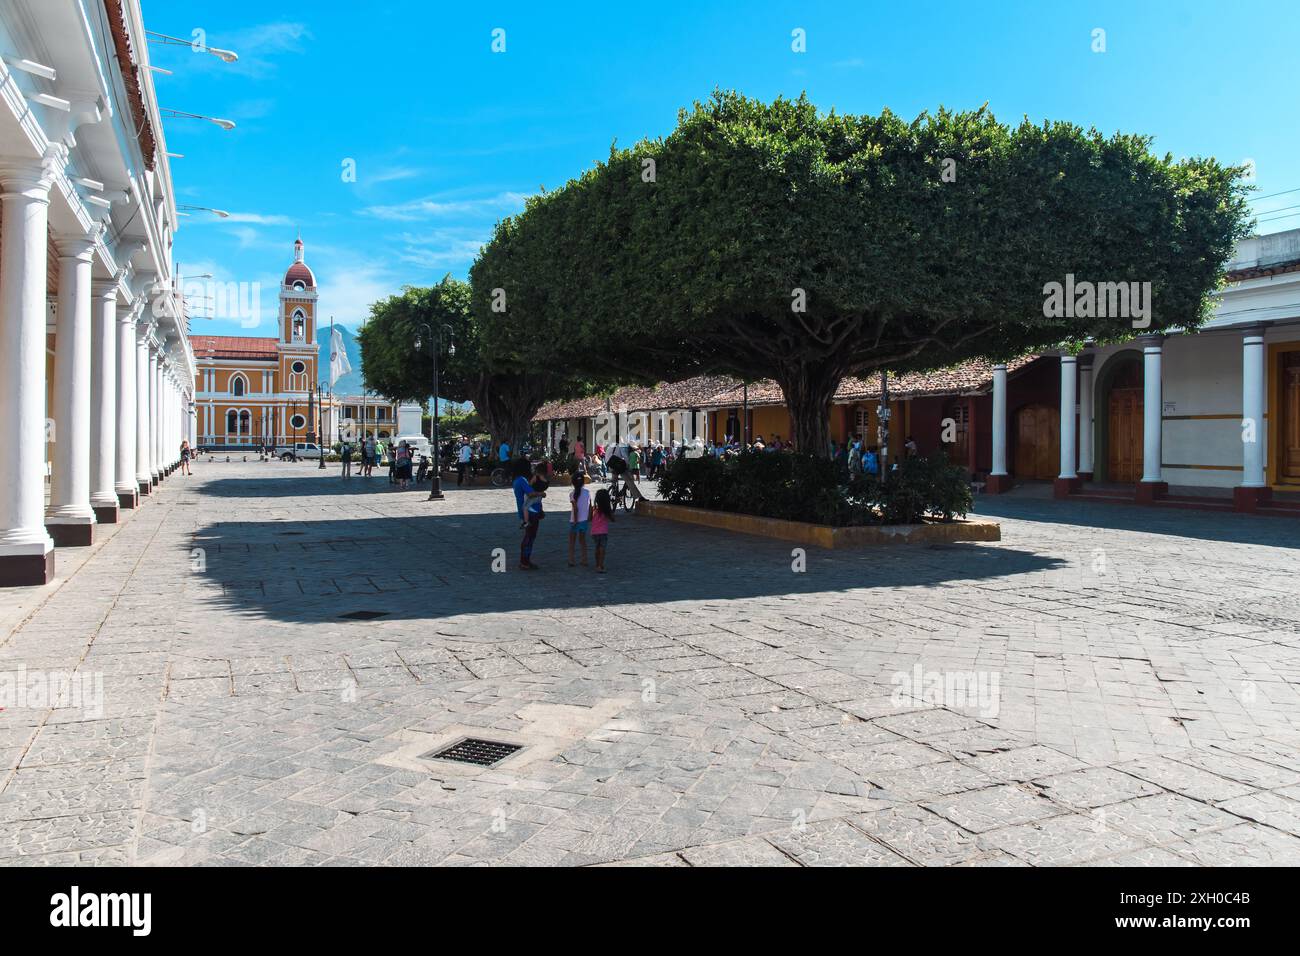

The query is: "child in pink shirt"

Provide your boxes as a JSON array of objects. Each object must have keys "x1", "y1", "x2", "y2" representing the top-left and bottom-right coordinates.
[{"x1": 590, "y1": 486, "x2": 613, "y2": 573}]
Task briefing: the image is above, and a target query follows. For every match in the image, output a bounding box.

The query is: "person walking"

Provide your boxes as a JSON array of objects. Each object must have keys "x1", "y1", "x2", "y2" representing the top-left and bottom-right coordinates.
[
  {"x1": 457, "y1": 438, "x2": 472, "y2": 486},
  {"x1": 394, "y1": 440, "x2": 413, "y2": 489},
  {"x1": 340, "y1": 439, "x2": 353, "y2": 478},
  {"x1": 567, "y1": 472, "x2": 591, "y2": 567},
  {"x1": 629, "y1": 445, "x2": 641, "y2": 481},
  {"x1": 590, "y1": 486, "x2": 613, "y2": 573},
  {"x1": 864, "y1": 445, "x2": 879, "y2": 477},
  {"x1": 179, "y1": 440, "x2": 192, "y2": 476}
]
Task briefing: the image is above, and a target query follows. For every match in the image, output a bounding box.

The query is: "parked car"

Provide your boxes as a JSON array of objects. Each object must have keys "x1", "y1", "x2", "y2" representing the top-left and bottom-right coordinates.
[{"x1": 278, "y1": 442, "x2": 322, "y2": 461}]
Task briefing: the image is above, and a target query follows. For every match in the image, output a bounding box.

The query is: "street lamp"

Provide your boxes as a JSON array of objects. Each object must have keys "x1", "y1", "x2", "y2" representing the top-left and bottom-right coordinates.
[
  {"x1": 146, "y1": 31, "x2": 240, "y2": 63},
  {"x1": 317, "y1": 381, "x2": 327, "y2": 470},
  {"x1": 161, "y1": 108, "x2": 236, "y2": 131},
  {"x1": 414, "y1": 323, "x2": 455, "y2": 501},
  {"x1": 177, "y1": 204, "x2": 230, "y2": 218}
]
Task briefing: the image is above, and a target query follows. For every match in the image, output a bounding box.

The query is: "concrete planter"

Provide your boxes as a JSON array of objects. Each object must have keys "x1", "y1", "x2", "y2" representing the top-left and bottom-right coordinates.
[{"x1": 637, "y1": 500, "x2": 1000, "y2": 548}]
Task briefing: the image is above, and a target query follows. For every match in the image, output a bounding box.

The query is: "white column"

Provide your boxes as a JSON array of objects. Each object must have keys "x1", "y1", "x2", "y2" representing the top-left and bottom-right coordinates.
[
  {"x1": 990, "y1": 363, "x2": 1008, "y2": 477},
  {"x1": 135, "y1": 328, "x2": 152, "y2": 493},
  {"x1": 1141, "y1": 336, "x2": 1163, "y2": 485},
  {"x1": 0, "y1": 158, "x2": 58, "y2": 583},
  {"x1": 1242, "y1": 329, "x2": 1266, "y2": 489},
  {"x1": 89, "y1": 280, "x2": 118, "y2": 521},
  {"x1": 46, "y1": 237, "x2": 98, "y2": 544},
  {"x1": 1058, "y1": 354, "x2": 1078, "y2": 481},
  {"x1": 148, "y1": 347, "x2": 160, "y2": 481},
  {"x1": 1078, "y1": 356, "x2": 1095, "y2": 477},
  {"x1": 115, "y1": 303, "x2": 138, "y2": 506}
]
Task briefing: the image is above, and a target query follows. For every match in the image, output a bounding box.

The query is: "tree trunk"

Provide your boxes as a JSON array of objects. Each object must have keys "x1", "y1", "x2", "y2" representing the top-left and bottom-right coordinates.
[
  {"x1": 472, "y1": 372, "x2": 549, "y2": 454},
  {"x1": 773, "y1": 365, "x2": 844, "y2": 458}
]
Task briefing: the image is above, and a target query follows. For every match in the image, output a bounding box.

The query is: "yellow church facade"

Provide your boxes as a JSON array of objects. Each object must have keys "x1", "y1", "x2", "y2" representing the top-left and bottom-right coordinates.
[{"x1": 191, "y1": 237, "x2": 399, "y2": 448}]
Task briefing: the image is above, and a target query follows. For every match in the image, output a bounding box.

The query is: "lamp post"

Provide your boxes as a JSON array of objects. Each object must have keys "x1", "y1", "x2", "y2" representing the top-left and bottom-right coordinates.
[
  {"x1": 317, "y1": 381, "x2": 327, "y2": 470},
  {"x1": 414, "y1": 323, "x2": 455, "y2": 501}
]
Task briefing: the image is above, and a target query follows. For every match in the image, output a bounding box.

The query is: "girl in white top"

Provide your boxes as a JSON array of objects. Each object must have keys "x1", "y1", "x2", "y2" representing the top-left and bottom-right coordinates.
[{"x1": 568, "y1": 471, "x2": 592, "y2": 567}]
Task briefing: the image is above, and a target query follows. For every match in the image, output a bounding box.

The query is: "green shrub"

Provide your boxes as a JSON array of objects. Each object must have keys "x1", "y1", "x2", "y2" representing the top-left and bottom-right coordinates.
[{"x1": 657, "y1": 450, "x2": 971, "y2": 526}]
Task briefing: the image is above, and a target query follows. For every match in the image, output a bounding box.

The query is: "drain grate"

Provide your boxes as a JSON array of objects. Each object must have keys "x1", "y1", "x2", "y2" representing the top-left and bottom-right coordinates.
[
  {"x1": 339, "y1": 609, "x2": 388, "y2": 620},
  {"x1": 426, "y1": 738, "x2": 522, "y2": 767}
]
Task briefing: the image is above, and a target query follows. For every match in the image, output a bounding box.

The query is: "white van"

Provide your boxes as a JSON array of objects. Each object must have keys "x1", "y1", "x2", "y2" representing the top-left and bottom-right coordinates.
[{"x1": 393, "y1": 435, "x2": 431, "y2": 460}]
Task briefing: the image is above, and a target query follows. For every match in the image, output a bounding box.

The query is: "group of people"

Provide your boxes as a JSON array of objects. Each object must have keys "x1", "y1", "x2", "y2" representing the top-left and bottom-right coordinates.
[
  {"x1": 512, "y1": 458, "x2": 614, "y2": 573},
  {"x1": 338, "y1": 436, "x2": 424, "y2": 486},
  {"x1": 555, "y1": 435, "x2": 693, "y2": 483},
  {"x1": 452, "y1": 436, "x2": 519, "y2": 486}
]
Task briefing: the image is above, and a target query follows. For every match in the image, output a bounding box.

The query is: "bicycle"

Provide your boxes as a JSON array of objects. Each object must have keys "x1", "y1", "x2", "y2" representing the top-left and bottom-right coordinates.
[{"x1": 609, "y1": 476, "x2": 638, "y2": 513}]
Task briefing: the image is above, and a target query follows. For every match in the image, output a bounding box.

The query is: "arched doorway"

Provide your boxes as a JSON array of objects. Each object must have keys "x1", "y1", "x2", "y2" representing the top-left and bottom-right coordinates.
[
  {"x1": 1013, "y1": 404, "x2": 1058, "y2": 479},
  {"x1": 1095, "y1": 351, "x2": 1144, "y2": 483}
]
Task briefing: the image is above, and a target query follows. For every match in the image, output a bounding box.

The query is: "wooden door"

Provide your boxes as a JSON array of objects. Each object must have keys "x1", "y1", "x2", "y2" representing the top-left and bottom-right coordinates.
[
  {"x1": 1108, "y1": 387, "x2": 1144, "y2": 483},
  {"x1": 1283, "y1": 352, "x2": 1300, "y2": 483},
  {"x1": 1014, "y1": 404, "x2": 1059, "y2": 479},
  {"x1": 945, "y1": 401, "x2": 970, "y2": 467}
]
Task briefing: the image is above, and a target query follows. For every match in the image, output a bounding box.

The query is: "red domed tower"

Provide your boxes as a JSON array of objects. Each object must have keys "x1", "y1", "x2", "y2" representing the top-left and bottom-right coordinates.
[{"x1": 278, "y1": 235, "x2": 318, "y2": 405}]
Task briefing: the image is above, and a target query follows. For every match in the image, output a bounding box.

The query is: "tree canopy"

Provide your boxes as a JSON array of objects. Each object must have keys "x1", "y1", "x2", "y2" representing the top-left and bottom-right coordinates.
[
  {"x1": 469, "y1": 90, "x2": 1250, "y2": 453},
  {"x1": 358, "y1": 275, "x2": 593, "y2": 448}
]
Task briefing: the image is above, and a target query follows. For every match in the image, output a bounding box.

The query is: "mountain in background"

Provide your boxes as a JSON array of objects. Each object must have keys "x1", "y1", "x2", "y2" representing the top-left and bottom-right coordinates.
[{"x1": 325, "y1": 323, "x2": 454, "y2": 412}]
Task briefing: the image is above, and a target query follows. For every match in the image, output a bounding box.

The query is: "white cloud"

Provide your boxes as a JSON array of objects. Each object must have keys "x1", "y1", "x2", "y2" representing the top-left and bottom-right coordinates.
[{"x1": 361, "y1": 191, "x2": 527, "y2": 222}]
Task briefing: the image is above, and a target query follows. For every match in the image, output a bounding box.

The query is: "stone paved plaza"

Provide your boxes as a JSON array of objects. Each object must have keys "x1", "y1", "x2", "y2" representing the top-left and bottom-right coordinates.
[{"x1": 2, "y1": 460, "x2": 1299, "y2": 866}]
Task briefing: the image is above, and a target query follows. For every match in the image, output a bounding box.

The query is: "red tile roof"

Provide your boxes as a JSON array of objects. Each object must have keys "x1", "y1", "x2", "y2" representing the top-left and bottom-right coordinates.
[
  {"x1": 534, "y1": 356, "x2": 1048, "y2": 419},
  {"x1": 534, "y1": 376, "x2": 740, "y2": 421},
  {"x1": 190, "y1": 335, "x2": 280, "y2": 361}
]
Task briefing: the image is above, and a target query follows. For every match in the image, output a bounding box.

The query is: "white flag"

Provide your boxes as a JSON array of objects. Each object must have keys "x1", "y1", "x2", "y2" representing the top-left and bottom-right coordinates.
[{"x1": 329, "y1": 325, "x2": 351, "y2": 385}]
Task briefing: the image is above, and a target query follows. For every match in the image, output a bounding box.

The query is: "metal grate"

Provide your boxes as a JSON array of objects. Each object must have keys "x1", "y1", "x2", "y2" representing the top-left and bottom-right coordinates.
[
  {"x1": 426, "y1": 738, "x2": 522, "y2": 767},
  {"x1": 339, "y1": 609, "x2": 388, "y2": 620}
]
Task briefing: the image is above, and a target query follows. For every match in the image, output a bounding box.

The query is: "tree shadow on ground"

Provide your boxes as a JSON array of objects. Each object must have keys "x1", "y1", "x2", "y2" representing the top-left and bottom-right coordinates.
[
  {"x1": 972, "y1": 494, "x2": 1300, "y2": 550},
  {"x1": 196, "y1": 472, "x2": 469, "y2": 498},
  {"x1": 188, "y1": 502, "x2": 1067, "y2": 624}
]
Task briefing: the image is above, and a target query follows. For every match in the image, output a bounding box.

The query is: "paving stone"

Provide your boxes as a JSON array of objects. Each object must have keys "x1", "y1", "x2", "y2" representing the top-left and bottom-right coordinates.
[
  {"x1": 852, "y1": 804, "x2": 987, "y2": 866},
  {"x1": 3, "y1": 463, "x2": 1297, "y2": 866},
  {"x1": 975, "y1": 812, "x2": 1147, "y2": 865},
  {"x1": 923, "y1": 785, "x2": 1065, "y2": 833},
  {"x1": 677, "y1": 836, "x2": 800, "y2": 867},
  {"x1": 1112, "y1": 756, "x2": 1256, "y2": 802},
  {"x1": 766, "y1": 819, "x2": 911, "y2": 866},
  {"x1": 1032, "y1": 767, "x2": 1163, "y2": 810},
  {"x1": 1102, "y1": 793, "x2": 1242, "y2": 844},
  {"x1": 1166, "y1": 824, "x2": 1300, "y2": 866}
]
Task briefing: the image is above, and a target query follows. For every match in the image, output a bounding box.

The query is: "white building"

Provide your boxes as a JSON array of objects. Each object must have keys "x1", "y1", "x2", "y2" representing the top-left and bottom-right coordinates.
[
  {"x1": 1035, "y1": 229, "x2": 1300, "y2": 511},
  {"x1": 0, "y1": 0, "x2": 194, "y2": 585}
]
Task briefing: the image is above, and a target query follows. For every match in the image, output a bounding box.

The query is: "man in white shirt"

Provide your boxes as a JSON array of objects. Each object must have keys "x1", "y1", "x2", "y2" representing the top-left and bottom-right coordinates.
[{"x1": 457, "y1": 439, "x2": 473, "y2": 486}]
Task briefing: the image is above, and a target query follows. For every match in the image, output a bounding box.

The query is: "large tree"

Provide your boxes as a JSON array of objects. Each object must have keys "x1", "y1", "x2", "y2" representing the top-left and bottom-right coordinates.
[
  {"x1": 359, "y1": 275, "x2": 588, "y2": 450},
  {"x1": 469, "y1": 91, "x2": 1250, "y2": 454}
]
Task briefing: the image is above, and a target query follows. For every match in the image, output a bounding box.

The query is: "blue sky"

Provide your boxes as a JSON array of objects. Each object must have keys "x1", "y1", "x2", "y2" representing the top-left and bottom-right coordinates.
[{"x1": 146, "y1": 0, "x2": 1300, "y2": 340}]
